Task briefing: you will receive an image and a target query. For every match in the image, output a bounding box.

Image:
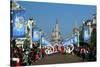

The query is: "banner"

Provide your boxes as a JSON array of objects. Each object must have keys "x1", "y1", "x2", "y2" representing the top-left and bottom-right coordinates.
[
  {"x1": 11, "y1": 2, "x2": 26, "y2": 38},
  {"x1": 12, "y1": 15, "x2": 25, "y2": 38},
  {"x1": 83, "y1": 26, "x2": 91, "y2": 42},
  {"x1": 32, "y1": 29, "x2": 40, "y2": 42}
]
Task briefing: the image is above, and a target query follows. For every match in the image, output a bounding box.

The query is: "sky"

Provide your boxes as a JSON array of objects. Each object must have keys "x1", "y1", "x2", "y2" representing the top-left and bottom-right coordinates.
[{"x1": 18, "y1": 1, "x2": 96, "y2": 38}]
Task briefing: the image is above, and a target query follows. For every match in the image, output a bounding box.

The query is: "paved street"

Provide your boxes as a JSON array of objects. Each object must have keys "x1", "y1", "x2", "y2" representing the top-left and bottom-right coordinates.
[{"x1": 32, "y1": 53, "x2": 83, "y2": 65}]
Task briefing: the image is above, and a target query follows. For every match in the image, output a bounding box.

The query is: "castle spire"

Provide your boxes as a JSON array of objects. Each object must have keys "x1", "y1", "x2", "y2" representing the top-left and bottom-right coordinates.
[{"x1": 51, "y1": 19, "x2": 61, "y2": 42}]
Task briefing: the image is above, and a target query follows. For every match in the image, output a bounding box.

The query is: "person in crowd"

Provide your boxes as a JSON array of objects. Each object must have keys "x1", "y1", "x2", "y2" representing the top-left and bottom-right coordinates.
[
  {"x1": 61, "y1": 46, "x2": 65, "y2": 54},
  {"x1": 35, "y1": 52, "x2": 40, "y2": 62},
  {"x1": 89, "y1": 46, "x2": 96, "y2": 61},
  {"x1": 80, "y1": 47, "x2": 86, "y2": 61},
  {"x1": 93, "y1": 47, "x2": 96, "y2": 61},
  {"x1": 41, "y1": 46, "x2": 46, "y2": 58},
  {"x1": 27, "y1": 49, "x2": 34, "y2": 65},
  {"x1": 86, "y1": 47, "x2": 91, "y2": 61},
  {"x1": 74, "y1": 47, "x2": 80, "y2": 57}
]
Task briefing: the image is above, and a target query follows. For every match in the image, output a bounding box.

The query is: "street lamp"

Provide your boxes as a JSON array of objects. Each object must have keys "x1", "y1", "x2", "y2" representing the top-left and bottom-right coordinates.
[
  {"x1": 77, "y1": 30, "x2": 80, "y2": 47},
  {"x1": 39, "y1": 29, "x2": 44, "y2": 59},
  {"x1": 27, "y1": 17, "x2": 35, "y2": 48},
  {"x1": 39, "y1": 29, "x2": 44, "y2": 49}
]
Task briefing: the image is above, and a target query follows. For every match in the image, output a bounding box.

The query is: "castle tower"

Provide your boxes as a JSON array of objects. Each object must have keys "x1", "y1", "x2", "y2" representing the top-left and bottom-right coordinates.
[{"x1": 51, "y1": 19, "x2": 62, "y2": 46}]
